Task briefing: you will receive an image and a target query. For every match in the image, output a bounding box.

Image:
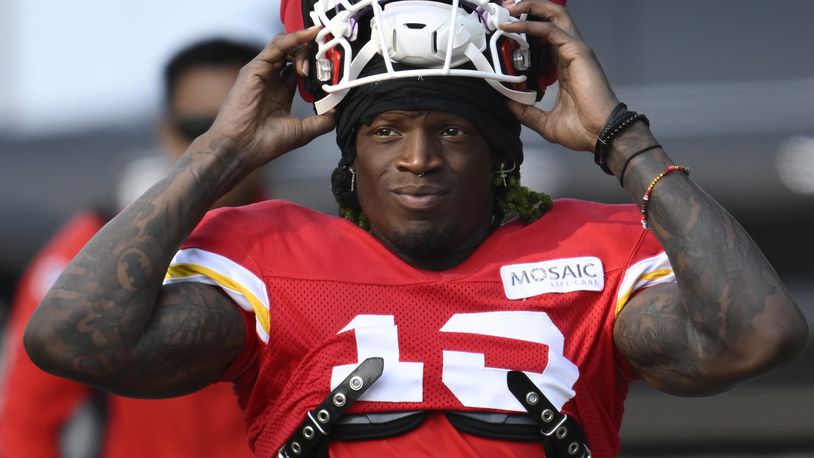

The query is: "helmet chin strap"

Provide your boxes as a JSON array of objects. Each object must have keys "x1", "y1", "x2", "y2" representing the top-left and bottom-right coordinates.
[{"x1": 311, "y1": 0, "x2": 539, "y2": 114}]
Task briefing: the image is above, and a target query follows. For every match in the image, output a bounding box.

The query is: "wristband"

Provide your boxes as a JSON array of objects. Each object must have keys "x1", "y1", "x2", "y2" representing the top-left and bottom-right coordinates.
[
  {"x1": 594, "y1": 108, "x2": 650, "y2": 175},
  {"x1": 618, "y1": 144, "x2": 662, "y2": 188}
]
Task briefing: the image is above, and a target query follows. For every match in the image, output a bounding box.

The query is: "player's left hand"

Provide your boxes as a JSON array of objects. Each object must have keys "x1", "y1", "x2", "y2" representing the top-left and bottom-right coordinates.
[
  {"x1": 204, "y1": 27, "x2": 336, "y2": 171},
  {"x1": 501, "y1": 0, "x2": 620, "y2": 152}
]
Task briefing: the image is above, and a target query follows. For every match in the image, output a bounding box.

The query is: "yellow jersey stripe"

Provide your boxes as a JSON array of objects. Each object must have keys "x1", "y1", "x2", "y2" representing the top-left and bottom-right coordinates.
[
  {"x1": 615, "y1": 268, "x2": 675, "y2": 317},
  {"x1": 166, "y1": 263, "x2": 271, "y2": 339}
]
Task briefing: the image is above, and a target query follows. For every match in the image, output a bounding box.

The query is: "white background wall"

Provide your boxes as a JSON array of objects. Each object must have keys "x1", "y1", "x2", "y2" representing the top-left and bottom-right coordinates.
[{"x1": 0, "y1": 0, "x2": 282, "y2": 136}]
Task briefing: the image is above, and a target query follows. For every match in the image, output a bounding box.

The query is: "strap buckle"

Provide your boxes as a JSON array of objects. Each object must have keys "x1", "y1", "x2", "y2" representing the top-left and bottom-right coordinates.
[
  {"x1": 278, "y1": 357, "x2": 384, "y2": 458},
  {"x1": 506, "y1": 371, "x2": 592, "y2": 458},
  {"x1": 540, "y1": 413, "x2": 568, "y2": 437}
]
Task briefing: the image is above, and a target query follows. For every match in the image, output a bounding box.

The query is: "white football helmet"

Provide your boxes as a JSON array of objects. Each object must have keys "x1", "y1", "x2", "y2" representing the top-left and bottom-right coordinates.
[{"x1": 305, "y1": 0, "x2": 541, "y2": 113}]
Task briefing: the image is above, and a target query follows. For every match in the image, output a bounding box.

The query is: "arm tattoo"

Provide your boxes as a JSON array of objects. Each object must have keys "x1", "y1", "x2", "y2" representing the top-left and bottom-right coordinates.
[
  {"x1": 614, "y1": 284, "x2": 703, "y2": 386},
  {"x1": 609, "y1": 123, "x2": 807, "y2": 394},
  {"x1": 25, "y1": 142, "x2": 250, "y2": 396}
]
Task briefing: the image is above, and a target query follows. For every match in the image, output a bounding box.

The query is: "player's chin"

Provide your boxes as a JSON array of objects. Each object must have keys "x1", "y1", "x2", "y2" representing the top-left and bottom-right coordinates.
[{"x1": 387, "y1": 223, "x2": 455, "y2": 261}]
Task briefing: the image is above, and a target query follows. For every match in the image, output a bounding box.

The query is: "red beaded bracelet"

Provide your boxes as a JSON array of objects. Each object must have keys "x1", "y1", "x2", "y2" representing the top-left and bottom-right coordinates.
[{"x1": 641, "y1": 165, "x2": 690, "y2": 229}]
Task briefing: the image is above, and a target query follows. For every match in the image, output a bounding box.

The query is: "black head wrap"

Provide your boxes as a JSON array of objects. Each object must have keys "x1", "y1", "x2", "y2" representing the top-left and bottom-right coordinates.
[{"x1": 334, "y1": 58, "x2": 523, "y2": 166}]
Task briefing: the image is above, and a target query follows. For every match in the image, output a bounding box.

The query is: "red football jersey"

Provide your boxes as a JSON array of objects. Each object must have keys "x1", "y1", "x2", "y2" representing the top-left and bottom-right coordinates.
[
  {"x1": 166, "y1": 199, "x2": 674, "y2": 457},
  {"x1": 0, "y1": 212, "x2": 252, "y2": 458}
]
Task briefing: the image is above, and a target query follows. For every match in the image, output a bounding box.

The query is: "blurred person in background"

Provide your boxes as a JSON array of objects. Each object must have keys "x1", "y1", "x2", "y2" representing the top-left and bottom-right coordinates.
[{"x1": 0, "y1": 37, "x2": 264, "y2": 458}]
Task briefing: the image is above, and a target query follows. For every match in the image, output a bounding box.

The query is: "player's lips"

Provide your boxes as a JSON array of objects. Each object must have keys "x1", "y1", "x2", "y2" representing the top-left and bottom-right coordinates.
[{"x1": 391, "y1": 185, "x2": 450, "y2": 210}]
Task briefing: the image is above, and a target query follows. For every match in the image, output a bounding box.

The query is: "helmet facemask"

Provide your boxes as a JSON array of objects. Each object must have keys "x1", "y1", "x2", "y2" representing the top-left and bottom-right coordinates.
[{"x1": 302, "y1": 0, "x2": 547, "y2": 113}]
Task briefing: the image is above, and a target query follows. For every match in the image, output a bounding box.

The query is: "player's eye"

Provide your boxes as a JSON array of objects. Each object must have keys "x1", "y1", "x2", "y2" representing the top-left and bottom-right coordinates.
[
  {"x1": 440, "y1": 127, "x2": 464, "y2": 136},
  {"x1": 373, "y1": 127, "x2": 397, "y2": 136}
]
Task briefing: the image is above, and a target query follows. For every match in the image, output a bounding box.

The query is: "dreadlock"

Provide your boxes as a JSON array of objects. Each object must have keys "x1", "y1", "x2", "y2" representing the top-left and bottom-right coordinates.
[
  {"x1": 331, "y1": 156, "x2": 370, "y2": 231},
  {"x1": 330, "y1": 155, "x2": 552, "y2": 231},
  {"x1": 492, "y1": 167, "x2": 554, "y2": 227}
]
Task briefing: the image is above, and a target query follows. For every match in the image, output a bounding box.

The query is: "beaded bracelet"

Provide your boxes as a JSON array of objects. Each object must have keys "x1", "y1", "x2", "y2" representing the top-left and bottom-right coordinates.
[
  {"x1": 594, "y1": 110, "x2": 650, "y2": 175},
  {"x1": 600, "y1": 103, "x2": 629, "y2": 136},
  {"x1": 640, "y1": 165, "x2": 690, "y2": 229},
  {"x1": 592, "y1": 103, "x2": 627, "y2": 173}
]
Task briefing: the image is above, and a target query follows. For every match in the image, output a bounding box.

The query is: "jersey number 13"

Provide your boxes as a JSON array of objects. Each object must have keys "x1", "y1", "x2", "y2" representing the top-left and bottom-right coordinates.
[{"x1": 330, "y1": 311, "x2": 579, "y2": 412}]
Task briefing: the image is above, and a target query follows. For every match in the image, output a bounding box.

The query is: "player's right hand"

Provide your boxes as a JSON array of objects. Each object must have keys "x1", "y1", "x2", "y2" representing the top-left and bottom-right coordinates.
[{"x1": 203, "y1": 27, "x2": 337, "y2": 170}]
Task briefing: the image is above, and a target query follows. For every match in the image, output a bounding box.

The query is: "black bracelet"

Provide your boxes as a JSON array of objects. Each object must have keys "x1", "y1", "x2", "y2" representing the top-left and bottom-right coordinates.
[
  {"x1": 594, "y1": 109, "x2": 650, "y2": 175},
  {"x1": 593, "y1": 103, "x2": 628, "y2": 173},
  {"x1": 599, "y1": 102, "x2": 627, "y2": 126},
  {"x1": 618, "y1": 144, "x2": 661, "y2": 187},
  {"x1": 602, "y1": 103, "x2": 628, "y2": 132}
]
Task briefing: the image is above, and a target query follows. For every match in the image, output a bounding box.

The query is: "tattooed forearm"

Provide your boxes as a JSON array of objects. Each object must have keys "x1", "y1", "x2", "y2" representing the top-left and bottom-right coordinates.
[
  {"x1": 609, "y1": 123, "x2": 808, "y2": 395},
  {"x1": 23, "y1": 139, "x2": 248, "y2": 396}
]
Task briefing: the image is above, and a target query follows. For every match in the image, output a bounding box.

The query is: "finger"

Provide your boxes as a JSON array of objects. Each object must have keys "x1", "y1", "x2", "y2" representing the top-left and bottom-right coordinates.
[
  {"x1": 506, "y1": 99, "x2": 550, "y2": 131},
  {"x1": 255, "y1": 26, "x2": 321, "y2": 66},
  {"x1": 504, "y1": 0, "x2": 580, "y2": 38},
  {"x1": 302, "y1": 109, "x2": 338, "y2": 139},
  {"x1": 279, "y1": 64, "x2": 300, "y2": 102},
  {"x1": 500, "y1": 20, "x2": 579, "y2": 49},
  {"x1": 281, "y1": 63, "x2": 298, "y2": 87},
  {"x1": 293, "y1": 47, "x2": 310, "y2": 77}
]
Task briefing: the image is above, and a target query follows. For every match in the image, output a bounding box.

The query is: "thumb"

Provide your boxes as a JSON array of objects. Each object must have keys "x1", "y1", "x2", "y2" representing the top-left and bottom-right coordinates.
[
  {"x1": 507, "y1": 100, "x2": 550, "y2": 133},
  {"x1": 301, "y1": 109, "x2": 337, "y2": 139}
]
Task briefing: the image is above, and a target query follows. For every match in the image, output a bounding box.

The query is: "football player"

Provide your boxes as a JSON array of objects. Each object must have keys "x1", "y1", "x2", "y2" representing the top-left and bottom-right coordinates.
[{"x1": 24, "y1": 1, "x2": 807, "y2": 457}]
